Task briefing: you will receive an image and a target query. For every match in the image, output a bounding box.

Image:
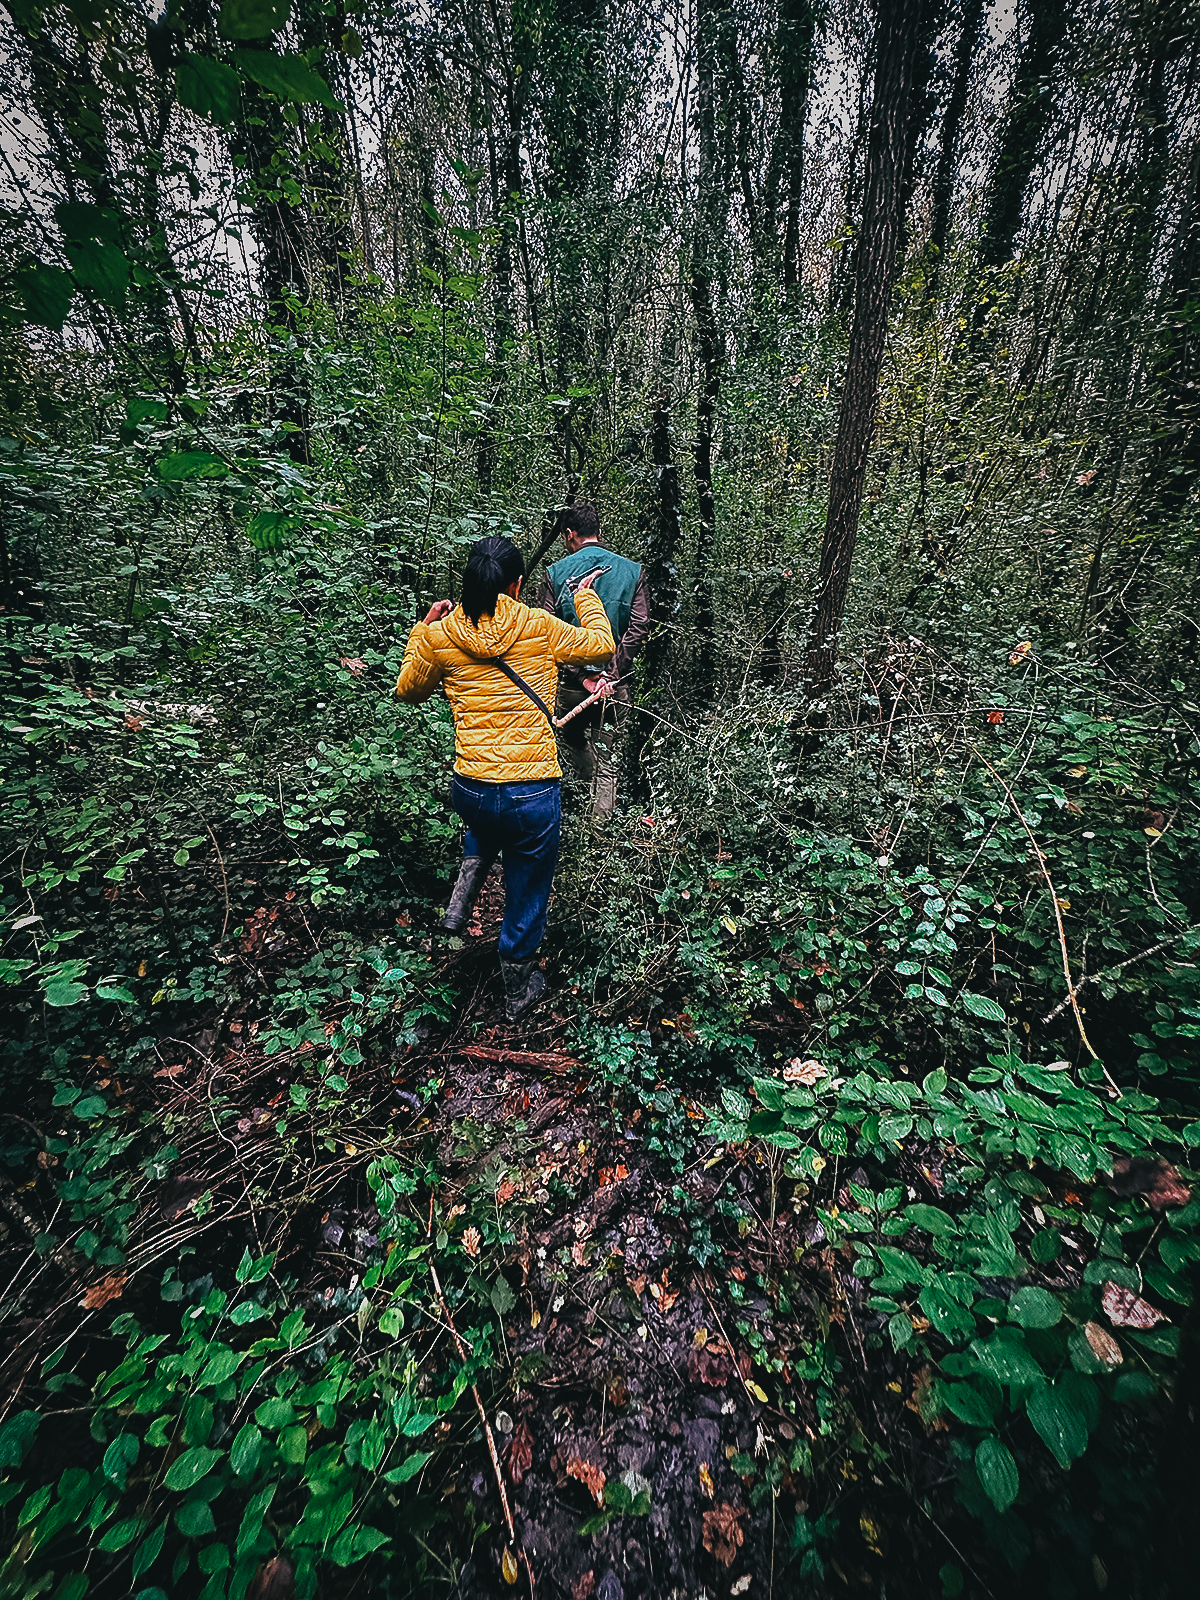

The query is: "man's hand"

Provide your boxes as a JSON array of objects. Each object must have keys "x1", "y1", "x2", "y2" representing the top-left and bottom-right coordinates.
[
  {"x1": 583, "y1": 673, "x2": 616, "y2": 698},
  {"x1": 423, "y1": 600, "x2": 453, "y2": 624},
  {"x1": 570, "y1": 566, "x2": 609, "y2": 592}
]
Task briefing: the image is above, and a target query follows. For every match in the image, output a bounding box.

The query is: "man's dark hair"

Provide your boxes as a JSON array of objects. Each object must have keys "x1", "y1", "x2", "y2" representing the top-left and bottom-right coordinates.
[
  {"x1": 461, "y1": 535, "x2": 526, "y2": 626},
  {"x1": 562, "y1": 501, "x2": 601, "y2": 544}
]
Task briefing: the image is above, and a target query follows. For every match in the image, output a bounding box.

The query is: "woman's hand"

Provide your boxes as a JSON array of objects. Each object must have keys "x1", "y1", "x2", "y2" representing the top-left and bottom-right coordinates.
[
  {"x1": 572, "y1": 566, "x2": 608, "y2": 592},
  {"x1": 423, "y1": 600, "x2": 453, "y2": 624}
]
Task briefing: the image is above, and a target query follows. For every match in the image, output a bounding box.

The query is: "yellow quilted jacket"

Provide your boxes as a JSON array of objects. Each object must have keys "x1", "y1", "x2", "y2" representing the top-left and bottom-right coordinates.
[{"x1": 394, "y1": 589, "x2": 614, "y2": 782}]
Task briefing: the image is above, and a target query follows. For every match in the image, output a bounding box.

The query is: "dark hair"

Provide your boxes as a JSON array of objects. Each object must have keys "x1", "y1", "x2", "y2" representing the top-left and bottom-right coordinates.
[
  {"x1": 461, "y1": 535, "x2": 526, "y2": 626},
  {"x1": 562, "y1": 501, "x2": 601, "y2": 545}
]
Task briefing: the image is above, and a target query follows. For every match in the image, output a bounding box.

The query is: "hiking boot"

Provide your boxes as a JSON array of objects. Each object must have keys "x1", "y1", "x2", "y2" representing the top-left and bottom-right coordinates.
[
  {"x1": 500, "y1": 957, "x2": 548, "y2": 1022},
  {"x1": 439, "y1": 855, "x2": 494, "y2": 934}
]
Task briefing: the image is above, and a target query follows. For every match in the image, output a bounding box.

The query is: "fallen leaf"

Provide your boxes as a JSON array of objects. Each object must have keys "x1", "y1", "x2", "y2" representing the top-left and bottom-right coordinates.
[
  {"x1": 627, "y1": 1274, "x2": 647, "y2": 1295},
  {"x1": 501, "y1": 1547, "x2": 518, "y2": 1585},
  {"x1": 731, "y1": 1577, "x2": 751, "y2": 1596},
  {"x1": 248, "y1": 1554, "x2": 295, "y2": 1600},
  {"x1": 339, "y1": 657, "x2": 367, "y2": 675},
  {"x1": 1102, "y1": 1282, "x2": 1166, "y2": 1329},
  {"x1": 1008, "y1": 640, "x2": 1032, "y2": 665},
  {"x1": 81, "y1": 1270, "x2": 126, "y2": 1309},
  {"x1": 124, "y1": 715, "x2": 143, "y2": 731},
  {"x1": 988, "y1": 710, "x2": 1004, "y2": 725},
  {"x1": 649, "y1": 1271, "x2": 679, "y2": 1313},
  {"x1": 571, "y1": 1573, "x2": 596, "y2": 1600},
  {"x1": 1108, "y1": 1156, "x2": 1191, "y2": 1212},
  {"x1": 506, "y1": 1419, "x2": 533, "y2": 1486},
  {"x1": 640, "y1": 815, "x2": 656, "y2": 827},
  {"x1": 1084, "y1": 1321, "x2": 1123, "y2": 1366},
  {"x1": 566, "y1": 1456, "x2": 606, "y2": 1506},
  {"x1": 783, "y1": 1057, "x2": 826, "y2": 1086},
  {"x1": 745, "y1": 1380, "x2": 769, "y2": 1404},
  {"x1": 461, "y1": 1226, "x2": 481, "y2": 1258},
  {"x1": 496, "y1": 1179, "x2": 516, "y2": 1205},
  {"x1": 530, "y1": 1309, "x2": 541, "y2": 1329},
  {"x1": 699, "y1": 1461, "x2": 715, "y2": 1498},
  {"x1": 154, "y1": 1064, "x2": 185, "y2": 1078},
  {"x1": 571, "y1": 1241, "x2": 587, "y2": 1266},
  {"x1": 344, "y1": 1143, "x2": 358, "y2": 1156},
  {"x1": 692, "y1": 1327, "x2": 709, "y2": 1348},
  {"x1": 701, "y1": 1504, "x2": 745, "y2": 1568},
  {"x1": 687, "y1": 1342, "x2": 732, "y2": 1388}
]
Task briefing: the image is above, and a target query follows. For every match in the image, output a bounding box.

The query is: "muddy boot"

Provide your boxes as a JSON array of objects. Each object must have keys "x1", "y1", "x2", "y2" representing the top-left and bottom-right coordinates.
[
  {"x1": 439, "y1": 855, "x2": 494, "y2": 934},
  {"x1": 500, "y1": 957, "x2": 548, "y2": 1022}
]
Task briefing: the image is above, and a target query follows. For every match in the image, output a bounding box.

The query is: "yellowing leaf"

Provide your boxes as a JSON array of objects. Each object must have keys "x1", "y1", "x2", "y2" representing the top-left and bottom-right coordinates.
[
  {"x1": 746, "y1": 1381, "x2": 769, "y2": 1404},
  {"x1": 699, "y1": 1462, "x2": 715, "y2": 1498},
  {"x1": 501, "y1": 1547, "x2": 518, "y2": 1585},
  {"x1": 720, "y1": 917, "x2": 738, "y2": 935},
  {"x1": 692, "y1": 1327, "x2": 708, "y2": 1349}
]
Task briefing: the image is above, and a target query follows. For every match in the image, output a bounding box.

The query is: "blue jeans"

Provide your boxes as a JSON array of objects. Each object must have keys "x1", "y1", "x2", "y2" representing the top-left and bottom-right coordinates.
[{"x1": 450, "y1": 776, "x2": 562, "y2": 961}]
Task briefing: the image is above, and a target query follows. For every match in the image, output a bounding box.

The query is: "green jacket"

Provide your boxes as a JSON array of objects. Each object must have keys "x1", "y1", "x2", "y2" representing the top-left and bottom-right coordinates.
[{"x1": 546, "y1": 546, "x2": 643, "y2": 643}]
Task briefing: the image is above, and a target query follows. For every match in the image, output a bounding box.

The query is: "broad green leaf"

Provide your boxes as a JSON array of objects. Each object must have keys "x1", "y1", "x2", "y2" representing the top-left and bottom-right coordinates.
[
  {"x1": 15, "y1": 264, "x2": 73, "y2": 328},
  {"x1": 96, "y1": 984, "x2": 136, "y2": 1003},
  {"x1": 219, "y1": 0, "x2": 290, "y2": 38},
  {"x1": 923, "y1": 1068, "x2": 947, "y2": 1097},
  {"x1": 254, "y1": 1398, "x2": 294, "y2": 1430},
  {"x1": 0, "y1": 1411, "x2": 39, "y2": 1468},
  {"x1": 245, "y1": 510, "x2": 296, "y2": 549},
  {"x1": 177, "y1": 54, "x2": 241, "y2": 124},
  {"x1": 279, "y1": 1425, "x2": 307, "y2": 1465},
  {"x1": 158, "y1": 451, "x2": 229, "y2": 481},
  {"x1": 1026, "y1": 1383, "x2": 1089, "y2": 1469},
  {"x1": 904, "y1": 1204, "x2": 958, "y2": 1235},
  {"x1": 383, "y1": 1449, "x2": 432, "y2": 1485},
  {"x1": 103, "y1": 1433, "x2": 139, "y2": 1489},
  {"x1": 163, "y1": 1446, "x2": 222, "y2": 1491},
  {"x1": 50, "y1": 1575, "x2": 88, "y2": 1600},
  {"x1": 72, "y1": 1095, "x2": 107, "y2": 1117},
  {"x1": 236, "y1": 49, "x2": 338, "y2": 108},
  {"x1": 236, "y1": 1249, "x2": 275, "y2": 1284},
  {"x1": 132, "y1": 1519, "x2": 166, "y2": 1580},
  {"x1": 1008, "y1": 1287, "x2": 1062, "y2": 1329},
  {"x1": 975, "y1": 1436, "x2": 1019, "y2": 1512},
  {"x1": 961, "y1": 991, "x2": 1006, "y2": 1023},
  {"x1": 491, "y1": 1275, "x2": 517, "y2": 1315},
  {"x1": 941, "y1": 1381, "x2": 996, "y2": 1426},
  {"x1": 66, "y1": 240, "x2": 128, "y2": 302},
  {"x1": 970, "y1": 1330, "x2": 1044, "y2": 1389},
  {"x1": 235, "y1": 1484, "x2": 276, "y2": 1555},
  {"x1": 888, "y1": 1311, "x2": 913, "y2": 1351},
  {"x1": 98, "y1": 1516, "x2": 146, "y2": 1551},
  {"x1": 175, "y1": 1497, "x2": 216, "y2": 1538},
  {"x1": 1029, "y1": 1229, "x2": 1061, "y2": 1263},
  {"x1": 230, "y1": 1423, "x2": 263, "y2": 1477},
  {"x1": 45, "y1": 979, "x2": 87, "y2": 1008},
  {"x1": 919, "y1": 1285, "x2": 974, "y2": 1338}
]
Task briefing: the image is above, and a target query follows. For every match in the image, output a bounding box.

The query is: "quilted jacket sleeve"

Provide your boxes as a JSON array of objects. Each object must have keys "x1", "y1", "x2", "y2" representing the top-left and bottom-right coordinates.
[
  {"x1": 394, "y1": 622, "x2": 444, "y2": 704},
  {"x1": 544, "y1": 587, "x2": 615, "y2": 665}
]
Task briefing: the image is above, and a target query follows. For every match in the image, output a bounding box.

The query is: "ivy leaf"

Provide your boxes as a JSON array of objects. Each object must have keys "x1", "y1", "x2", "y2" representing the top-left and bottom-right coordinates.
[
  {"x1": 961, "y1": 991, "x2": 1006, "y2": 1023},
  {"x1": 975, "y1": 1436, "x2": 1019, "y2": 1512},
  {"x1": 218, "y1": 0, "x2": 291, "y2": 39},
  {"x1": 163, "y1": 1446, "x2": 222, "y2": 1491},
  {"x1": 1025, "y1": 1383, "x2": 1089, "y2": 1469},
  {"x1": 1008, "y1": 1287, "x2": 1062, "y2": 1329},
  {"x1": 177, "y1": 54, "x2": 241, "y2": 124},
  {"x1": 236, "y1": 49, "x2": 338, "y2": 109}
]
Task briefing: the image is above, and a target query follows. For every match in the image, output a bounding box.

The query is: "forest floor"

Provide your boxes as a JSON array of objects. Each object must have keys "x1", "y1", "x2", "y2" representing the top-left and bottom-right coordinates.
[{"x1": 11, "y1": 871, "x2": 960, "y2": 1600}]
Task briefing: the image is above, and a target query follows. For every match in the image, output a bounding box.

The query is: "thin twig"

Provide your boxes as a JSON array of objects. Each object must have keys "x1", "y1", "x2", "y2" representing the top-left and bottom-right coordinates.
[{"x1": 1039, "y1": 924, "x2": 1200, "y2": 1024}]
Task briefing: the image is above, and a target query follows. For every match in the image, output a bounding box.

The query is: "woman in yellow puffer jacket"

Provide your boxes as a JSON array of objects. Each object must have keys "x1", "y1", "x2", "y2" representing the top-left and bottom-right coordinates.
[{"x1": 395, "y1": 535, "x2": 613, "y2": 1020}]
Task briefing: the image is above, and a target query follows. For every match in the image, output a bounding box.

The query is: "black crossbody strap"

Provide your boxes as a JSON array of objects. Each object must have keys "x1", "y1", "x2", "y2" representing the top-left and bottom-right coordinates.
[{"x1": 484, "y1": 655, "x2": 556, "y2": 730}]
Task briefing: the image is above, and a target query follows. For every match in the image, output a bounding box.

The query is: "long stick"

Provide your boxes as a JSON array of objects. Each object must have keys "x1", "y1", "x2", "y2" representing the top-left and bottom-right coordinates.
[
  {"x1": 427, "y1": 1259, "x2": 532, "y2": 1592},
  {"x1": 972, "y1": 746, "x2": 1119, "y2": 1094}
]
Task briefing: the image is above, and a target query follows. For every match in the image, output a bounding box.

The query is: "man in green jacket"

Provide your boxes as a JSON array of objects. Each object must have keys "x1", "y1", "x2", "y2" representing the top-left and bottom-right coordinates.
[{"x1": 537, "y1": 502, "x2": 650, "y2": 819}]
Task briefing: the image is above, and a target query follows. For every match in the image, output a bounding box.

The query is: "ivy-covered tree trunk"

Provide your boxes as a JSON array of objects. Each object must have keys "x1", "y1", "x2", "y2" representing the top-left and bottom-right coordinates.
[{"x1": 805, "y1": 0, "x2": 931, "y2": 698}]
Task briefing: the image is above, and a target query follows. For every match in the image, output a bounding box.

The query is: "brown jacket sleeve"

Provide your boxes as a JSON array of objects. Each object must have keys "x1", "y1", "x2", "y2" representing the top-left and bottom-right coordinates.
[
  {"x1": 536, "y1": 573, "x2": 557, "y2": 615},
  {"x1": 611, "y1": 571, "x2": 650, "y2": 683}
]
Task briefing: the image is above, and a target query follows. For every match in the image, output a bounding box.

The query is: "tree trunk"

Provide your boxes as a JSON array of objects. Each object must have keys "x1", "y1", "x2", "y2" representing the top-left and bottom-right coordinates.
[
  {"x1": 643, "y1": 393, "x2": 682, "y2": 688},
  {"x1": 778, "y1": 0, "x2": 819, "y2": 302},
  {"x1": 978, "y1": 0, "x2": 1065, "y2": 268},
  {"x1": 927, "y1": 0, "x2": 984, "y2": 289},
  {"x1": 688, "y1": 0, "x2": 727, "y2": 707},
  {"x1": 805, "y1": 0, "x2": 931, "y2": 698}
]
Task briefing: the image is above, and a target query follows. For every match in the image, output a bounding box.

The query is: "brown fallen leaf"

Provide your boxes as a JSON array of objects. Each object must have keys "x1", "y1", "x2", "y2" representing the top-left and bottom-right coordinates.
[
  {"x1": 566, "y1": 1456, "x2": 606, "y2": 1506},
  {"x1": 701, "y1": 1504, "x2": 745, "y2": 1568},
  {"x1": 687, "y1": 1342, "x2": 732, "y2": 1388},
  {"x1": 649, "y1": 1271, "x2": 679, "y2": 1313},
  {"x1": 627, "y1": 1274, "x2": 647, "y2": 1295},
  {"x1": 338, "y1": 657, "x2": 367, "y2": 675},
  {"x1": 154, "y1": 1064, "x2": 186, "y2": 1078},
  {"x1": 81, "y1": 1271, "x2": 126, "y2": 1309},
  {"x1": 496, "y1": 1179, "x2": 516, "y2": 1206},
  {"x1": 784, "y1": 1057, "x2": 826, "y2": 1085},
  {"x1": 461, "y1": 1227, "x2": 481, "y2": 1258},
  {"x1": 1108, "y1": 1156, "x2": 1191, "y2": 1212},
  {"x1": 1084, "y1": 1321, "x2": 1123, "y2": 1366},
  {"x1": 572, "y1": 1573, "x2": 596, "y2": 1600},
  {"x1": 1102, "y1": 1282, "x2": 1166, "y2": 1329},
  {"x1": 248, "y1": 1555, "x2": 295, "y2": 1600},
  {"x1": 506, "y1": 1419, "x2": 533, "y2": 1486}
]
